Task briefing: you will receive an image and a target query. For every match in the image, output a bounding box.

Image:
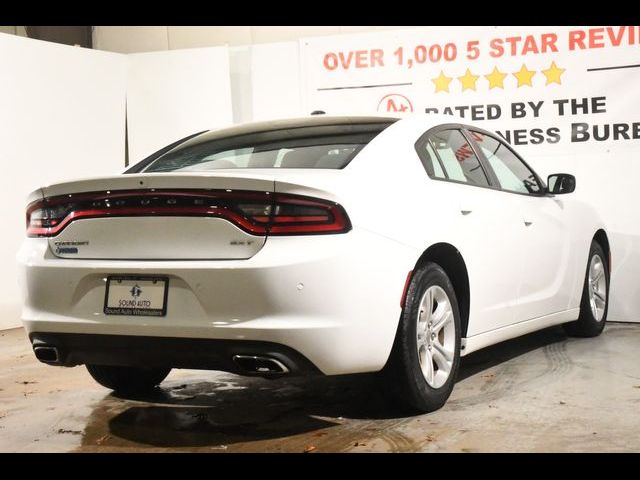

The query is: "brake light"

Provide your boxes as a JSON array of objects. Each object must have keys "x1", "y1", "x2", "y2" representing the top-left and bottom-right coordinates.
[{"x1": 26, "y1": 189, "x2": 351, "y2": 237}]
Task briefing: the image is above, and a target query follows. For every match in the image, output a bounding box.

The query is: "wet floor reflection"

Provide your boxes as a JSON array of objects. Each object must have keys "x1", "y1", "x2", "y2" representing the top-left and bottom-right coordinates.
[
  {"x1": 79, "y1": 326, "x2": 571, "y2": 451},
  {"x1": 81, "y1": 373, "x2": 409, "y2": 450},
  {"x1": 108, "y1": 405, "x2": 338, "y2": 447}
]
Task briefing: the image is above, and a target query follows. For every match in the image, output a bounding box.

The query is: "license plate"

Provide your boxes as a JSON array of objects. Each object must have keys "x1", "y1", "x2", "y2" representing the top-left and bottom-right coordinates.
[{"x1": 104, "y1": 276, "x2": 168, "y2": 316}]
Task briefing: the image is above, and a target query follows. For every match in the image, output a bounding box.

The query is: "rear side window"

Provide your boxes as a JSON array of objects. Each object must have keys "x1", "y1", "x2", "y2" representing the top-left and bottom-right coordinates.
[
  {"x1": 469, "y1": 131, "x2": 543, "y2": 194},
  {"x1": 418, "y1": 141, "x2": 446, "y2": 179},
  {"x1": 426, "y1": 130, "x2": 490, "y2": 187}
]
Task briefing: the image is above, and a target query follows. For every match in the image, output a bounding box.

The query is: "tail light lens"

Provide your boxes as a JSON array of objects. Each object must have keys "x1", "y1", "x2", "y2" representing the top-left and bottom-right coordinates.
[{"x1": 26, "y1": 189, "x2": 351, "y2": 238}]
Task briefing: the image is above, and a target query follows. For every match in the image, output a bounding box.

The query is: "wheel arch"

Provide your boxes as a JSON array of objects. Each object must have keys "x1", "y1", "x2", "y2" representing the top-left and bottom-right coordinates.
[
  {"x1": 413, "y1": 243, "x2": 471, "y2": 338},
  {"x1": 593, "y1": 229, "x2": 611, "y2": 270}
]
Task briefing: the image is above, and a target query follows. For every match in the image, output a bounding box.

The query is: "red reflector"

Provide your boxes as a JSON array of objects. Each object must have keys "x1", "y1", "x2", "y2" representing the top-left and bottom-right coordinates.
[
  {"x1": 26, "y1": 189, "x2": 351, "y2": 238},
  {"x1": 401, "y1": 270, "x2": 413, "y2": 308}
]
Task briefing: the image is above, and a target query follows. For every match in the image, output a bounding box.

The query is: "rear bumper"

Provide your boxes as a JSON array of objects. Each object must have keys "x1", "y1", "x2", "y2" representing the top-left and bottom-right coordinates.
[
  {"x1": 18, "y1": 231, "x2": 418, "y2": 375},
  {"x1": 30, "y1": 332, "x2": 320, "y2": 376}
]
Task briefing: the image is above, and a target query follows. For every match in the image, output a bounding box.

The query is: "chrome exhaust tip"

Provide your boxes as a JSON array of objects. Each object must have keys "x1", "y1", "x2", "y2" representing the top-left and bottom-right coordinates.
[
  {"x1": 33, "y1": 345, "x2": 60, "y2": 363},
  {"x1": 232, "y1": 355, "x2": 290, "y2": 375}
]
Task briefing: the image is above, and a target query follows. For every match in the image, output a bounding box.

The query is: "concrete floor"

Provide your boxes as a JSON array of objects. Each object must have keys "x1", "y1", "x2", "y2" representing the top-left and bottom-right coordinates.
[{"x1": 1, "y1": 322, "x2": 639, "y2": 452}]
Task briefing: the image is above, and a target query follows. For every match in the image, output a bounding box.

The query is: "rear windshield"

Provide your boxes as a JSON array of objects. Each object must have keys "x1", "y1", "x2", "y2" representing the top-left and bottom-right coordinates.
[
  {"x1": 140, "y1": 125, "x2": 391, "y2": 172},
  {"x1": 145, "y1": 142, "x2": 364, "y2": 172}
]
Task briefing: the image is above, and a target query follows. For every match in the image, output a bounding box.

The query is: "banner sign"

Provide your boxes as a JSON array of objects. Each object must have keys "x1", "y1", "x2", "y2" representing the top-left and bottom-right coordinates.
[
  {"x1": 301, "y1": 26, "x2": 640, "y2": 156},
  {"x1": 300, "y1": 26, "x2": 640, "y2": 322}
]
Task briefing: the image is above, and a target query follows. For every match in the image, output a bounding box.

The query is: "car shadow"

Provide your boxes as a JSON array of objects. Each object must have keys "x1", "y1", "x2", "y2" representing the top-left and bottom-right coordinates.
[
  {"x1": 80, "y1": 325, "x2": 569, "y2": 449},
  {"x1": 457, "y1": 325, "x2": 569, "y2": 381}
]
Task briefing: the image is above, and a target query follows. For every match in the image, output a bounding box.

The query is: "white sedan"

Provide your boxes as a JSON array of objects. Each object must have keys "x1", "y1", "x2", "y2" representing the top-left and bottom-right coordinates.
[{"x1": 18, "y1": 114, "x2": 610, "y2": 412}]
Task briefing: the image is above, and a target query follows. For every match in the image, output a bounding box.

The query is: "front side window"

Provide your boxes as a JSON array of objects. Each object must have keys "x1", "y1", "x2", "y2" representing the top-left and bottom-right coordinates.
[
  {"x1": 469, "y1": 131, "x2": 543, "y2": 194},
  {"x1": 427, "y1": 129, "x2": 490, "y2": 187}
]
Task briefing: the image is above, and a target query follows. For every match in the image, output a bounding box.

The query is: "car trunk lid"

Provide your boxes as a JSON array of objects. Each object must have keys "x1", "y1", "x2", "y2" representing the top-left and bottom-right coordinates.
[{"x1": 35, "y1": 173, "x2": 275, "y2": 260}]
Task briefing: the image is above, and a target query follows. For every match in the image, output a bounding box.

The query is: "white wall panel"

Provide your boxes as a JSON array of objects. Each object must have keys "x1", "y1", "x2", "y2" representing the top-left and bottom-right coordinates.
[
  {"x1": 229, "y1": 46, "x2": 253, "y2": 123},
  {"x1": 251, "y1": 42, "x2": 303, "y2": 121},
  {"x1": 126, "y1": 47, "x2": 233, "y2": 163},
  {"x1": 0, "y1": 33, "x2": 126, "y2": 329}
]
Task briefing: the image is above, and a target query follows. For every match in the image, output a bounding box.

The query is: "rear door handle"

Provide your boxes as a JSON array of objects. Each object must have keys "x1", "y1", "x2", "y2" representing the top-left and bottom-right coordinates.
[
  {"x1": 460, "y1": 209, "x2": 472, "y2": 216},
  {"x1": 524, "y1": 220, "x2": 533, "y2": 227}
]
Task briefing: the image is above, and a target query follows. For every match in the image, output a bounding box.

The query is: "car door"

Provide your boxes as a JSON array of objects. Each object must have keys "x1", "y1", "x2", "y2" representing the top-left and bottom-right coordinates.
[
  {"x1": 467, "y1": 129, "x2": 573, "y2": 322},
  {"x1": 416, "y1": 127, "x2": 523, "y2": 336}
]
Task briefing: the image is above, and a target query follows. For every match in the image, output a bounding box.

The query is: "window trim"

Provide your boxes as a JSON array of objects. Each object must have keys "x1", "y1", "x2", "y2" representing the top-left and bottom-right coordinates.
[
  {"x1": 463, "y1": 127, "x2": 547, "y2": 197},
  {"x1": 414, "y1": 124, "x2": 499, "y2": 191}
]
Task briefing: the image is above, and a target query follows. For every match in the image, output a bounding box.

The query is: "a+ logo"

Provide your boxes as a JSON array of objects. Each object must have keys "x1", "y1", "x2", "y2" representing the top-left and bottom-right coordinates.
[{"x1": 377, "y1": 94, "x2": 414, "y2": 114}]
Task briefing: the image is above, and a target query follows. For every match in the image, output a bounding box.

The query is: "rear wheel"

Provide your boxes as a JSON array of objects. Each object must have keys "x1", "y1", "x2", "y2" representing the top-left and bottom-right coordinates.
[
  {"x1": 86, "y1": 365, "x2": 171, "y2": 393},
  {"x1": 563, "y1": 241, "x2": 609, "y2": 337},
  {"x1": 384, "y1": 262, "x2": 461, "y2": 413}
]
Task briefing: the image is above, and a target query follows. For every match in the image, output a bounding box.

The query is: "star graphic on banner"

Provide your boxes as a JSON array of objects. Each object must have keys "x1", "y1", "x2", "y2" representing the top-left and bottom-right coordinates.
[
  {"x1": 542, "y1": 61, "x2": 565, "y2": 85},
  {"x1": 513, "y1": 64, "x2": 536, "y2": 87},
  {"x1": 458, "y1": 69, "x2": 479, "y2": 91},
  {"x1": 432, "y1": 70, "x2": 453, "y2": 93},
  {"x1": 485, "y1": 66, "x2": 508, "y2": 89}
]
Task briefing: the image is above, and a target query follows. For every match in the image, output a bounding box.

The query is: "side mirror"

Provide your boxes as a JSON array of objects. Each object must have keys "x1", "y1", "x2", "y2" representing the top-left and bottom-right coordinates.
[{"x1": 547, "y1": 173, "x2": 576, "y2": 195}]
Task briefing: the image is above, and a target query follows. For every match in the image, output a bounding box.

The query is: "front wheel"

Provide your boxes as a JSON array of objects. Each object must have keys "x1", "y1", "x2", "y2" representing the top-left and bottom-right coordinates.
[
  {"x1": 383, "y1": 262, "x2": 461, "y2": 413},
  {"x1": 86, "y1": 365, "x2": 171, "y2": 393},
  {"x1": 563, "y1": 241, "x2": 609, "y2": 337}
]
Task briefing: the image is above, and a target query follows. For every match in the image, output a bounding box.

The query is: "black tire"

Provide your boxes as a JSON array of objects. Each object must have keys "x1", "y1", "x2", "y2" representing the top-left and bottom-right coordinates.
[
  {"x1": 383, "y1": 262, "x2": 461, "y2": 413},
  {"x1": 563, "y1": 241, "x2": 609, "y2": 337},
  {"x1": 86, "y1": 364, "x2": 171, "y2": 393}
]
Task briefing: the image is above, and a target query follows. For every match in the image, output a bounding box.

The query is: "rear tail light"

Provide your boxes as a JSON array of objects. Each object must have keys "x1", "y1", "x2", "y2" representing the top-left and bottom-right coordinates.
[{"x1": 26, "y1": 189, "x2": 351, "y2": 237}]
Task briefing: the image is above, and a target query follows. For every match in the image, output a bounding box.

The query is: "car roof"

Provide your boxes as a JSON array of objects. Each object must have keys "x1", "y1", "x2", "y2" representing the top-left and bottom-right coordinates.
[{"x1": 189, "y1": 115, "x2": 399, "y2": 142}]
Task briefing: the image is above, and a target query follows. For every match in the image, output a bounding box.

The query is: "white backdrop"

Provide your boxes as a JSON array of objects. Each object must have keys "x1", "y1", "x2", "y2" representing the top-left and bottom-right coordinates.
[
  {"x1": 0, "y1": 38, "x2": 235, "y2": 330},
  {"x1": 299, "y1": 26, "x2": 640, "y2": 322},
  {"x1": 0, "y1": 33, "x2": 127, "y2": 330},
  {"x1": 251, "y1": 42, "x2": 303, "y2": 121},
  {"x1": 1, "y1": 28, "x2": 638, "y2": 329},
  {"x1": 127, "y1": 47, "x2": 233, "y2": 163}
]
